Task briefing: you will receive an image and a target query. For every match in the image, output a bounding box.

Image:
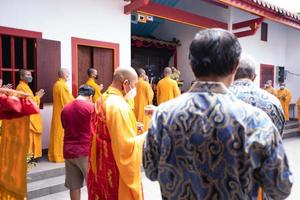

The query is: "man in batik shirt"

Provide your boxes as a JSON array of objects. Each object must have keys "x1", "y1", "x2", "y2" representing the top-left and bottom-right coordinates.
[
  {"x1": 143, "y1": 29, "x2": 293, "y2": 200},
  {"x1": 230, "y1": 54, "x2": 285, "y2": 136}
]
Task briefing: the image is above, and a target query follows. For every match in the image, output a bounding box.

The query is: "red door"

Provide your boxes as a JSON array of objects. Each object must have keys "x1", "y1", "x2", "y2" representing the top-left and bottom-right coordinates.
[{"x1": 260, "y1": 64, "x2": 274, "y2": 88}]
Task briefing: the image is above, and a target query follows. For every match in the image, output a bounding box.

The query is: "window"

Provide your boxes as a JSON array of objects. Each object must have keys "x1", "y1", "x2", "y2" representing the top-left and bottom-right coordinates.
[
  {"x1": 261, "y1": 22, "x2": 268, "y2": 42},
  {"x1": 0, "y1": 26, "x2": 61, "y2": 103},
  {"x1": 0, "y1": 35, "x2": 36, "y2": 90}
]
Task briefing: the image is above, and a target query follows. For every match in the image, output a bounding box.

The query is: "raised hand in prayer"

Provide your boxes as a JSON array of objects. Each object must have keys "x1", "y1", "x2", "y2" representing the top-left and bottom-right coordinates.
[
  {"x1": 99, "y1": 84, "x2": 104, "y2": 92},
  {"x1": 2, "y1": 83, "x2": 12, "y2": 89},
  {"x1": 36, "y1": 89, "x2": 45, "y2": 98},
  {"x1": 137, "y1": 122, "x2": 144, "y2": 133},
  {"x1": 145, "y1": 105, "x2": 157, "y2": 116}
]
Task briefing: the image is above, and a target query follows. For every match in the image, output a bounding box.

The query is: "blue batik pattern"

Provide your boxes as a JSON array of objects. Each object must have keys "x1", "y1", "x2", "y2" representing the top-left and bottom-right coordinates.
[
  {"x1": 230, "y1": 79, "x2": 285, "y2": 135},
  {"x1": 143, "y1": 82, "x2": 292, "y2": 200}
]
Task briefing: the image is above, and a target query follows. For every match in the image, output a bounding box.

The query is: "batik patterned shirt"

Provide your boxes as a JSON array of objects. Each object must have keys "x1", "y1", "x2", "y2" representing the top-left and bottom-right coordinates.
[
  {"x1": 143, "y1": 81, "x2": 292, "y2": 200},
  {"x1": 229, "y1": 79, "x2": 285, "y2": 135}
]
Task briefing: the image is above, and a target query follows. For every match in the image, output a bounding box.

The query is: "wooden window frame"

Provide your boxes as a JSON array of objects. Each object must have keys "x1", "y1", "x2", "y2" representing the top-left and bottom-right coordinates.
[
  {"x1": 71, "y1": 37, "x2": 119, "y2": 96},
  {"x1": 261, "y1": 22, "x2": 268, "y2": 42},
  {"x1": 0, "y1": 26, "x2": 42, "y2": 88},
  {"x1": 260, "y1": 64, "x2": 274, "y2": 88}
]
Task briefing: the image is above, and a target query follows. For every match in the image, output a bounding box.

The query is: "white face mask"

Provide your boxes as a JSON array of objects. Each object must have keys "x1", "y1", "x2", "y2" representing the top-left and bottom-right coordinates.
[
  {"x1": 125, "y1": 87, "x2": 137, "y2": 100},
  {"x1": 280, "y1": 86, "x2": 285, "y2": 90}
]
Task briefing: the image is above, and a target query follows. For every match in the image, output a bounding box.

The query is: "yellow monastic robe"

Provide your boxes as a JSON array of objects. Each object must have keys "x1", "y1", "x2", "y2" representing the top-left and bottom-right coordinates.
[
  {"x1": 48, "y1": 78, "x2": 74, "y2": 162},
  {"x1": 16, "y1": 80, "x2": 43, "y2": 158},
  {"x1": 156, "y1": 76, "x2": 180, "y2": 105},
  {"x1": 86, "y1": 78, "x2": 102, "y2": 103},
  {"x1": 297, "y1": 98, "x2": 300, "y2": 126},
  {"x1": 134, "y1": 78, "x2": 154, "y2": 130},
  {"x1": 0, "y1": 117, "x2": 29, "y2": 200},
  {"x1": 105, "y1": 86, "x2": 145, "y2": 200},
  {"x1": 277, "y1": 88, "x2": 292, "y2": 121},
  {"x1": 264, "y1": 86, "x2": 277, "y2": 96}
]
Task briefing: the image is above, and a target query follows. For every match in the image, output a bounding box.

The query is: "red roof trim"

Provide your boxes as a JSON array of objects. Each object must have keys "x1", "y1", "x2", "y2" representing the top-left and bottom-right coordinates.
[{"x1": 218, "y1": 0, "x2": 300, "y2": 30}]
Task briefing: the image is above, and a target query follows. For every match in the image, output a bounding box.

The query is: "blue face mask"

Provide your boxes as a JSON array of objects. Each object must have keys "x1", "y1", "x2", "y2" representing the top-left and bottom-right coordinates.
[{"x1": 25, "y1": 76, "x2": 33, "y2": 83}]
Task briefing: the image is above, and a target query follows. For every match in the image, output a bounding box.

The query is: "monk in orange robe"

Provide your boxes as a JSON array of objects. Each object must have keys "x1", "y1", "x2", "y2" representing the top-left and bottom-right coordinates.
[
  {"x1": 264, "y1": 80, "x2": 277, "y2": 96},
  {"x1": 134, "y1": 68, "x2": 153, "y2": 130},
  {"x1": 277, "y1": 82, "x2": 292, "y2": 121},
  {"x1": 156, "y1": 67, "x2": 180, "y2": 105},
  {"x1": 88, "y1": 67, "x2": 145, "y2": 200},
  {"x1": 16, "y1": 70, "x2": 45, "y2": 158},
  {"x1": 48, "y1": 68, "x2": 74, "y2": 162},
  {"x1": 85, "y1": 68, "x2": 103, "y2": 103}
]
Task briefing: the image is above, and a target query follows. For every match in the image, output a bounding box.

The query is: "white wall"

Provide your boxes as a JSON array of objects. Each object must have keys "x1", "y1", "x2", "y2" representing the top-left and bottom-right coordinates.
[
  {"x1": 0, "y1": 0, "x2": 131, "y2": 148},
  {"x1": 231, "y1": 8, "x2": 288, "y2": 88},
  {"x1": 153, "y1": 0, "x2": 228, "y2": 90},
  {"x1": 285, "y1": 28, "x2": 300, "y2": 103}
]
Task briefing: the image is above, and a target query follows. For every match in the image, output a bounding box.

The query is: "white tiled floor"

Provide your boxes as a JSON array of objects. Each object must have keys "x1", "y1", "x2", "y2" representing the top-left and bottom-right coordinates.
[{"x1": 32, "y1": 137, "x2": 299, "y2": 200}]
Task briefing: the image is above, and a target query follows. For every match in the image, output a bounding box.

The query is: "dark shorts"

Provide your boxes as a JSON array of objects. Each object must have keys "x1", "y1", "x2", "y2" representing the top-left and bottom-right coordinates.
[{"x1": 65, "y1": 156, "x2": 88, "y2": 190}]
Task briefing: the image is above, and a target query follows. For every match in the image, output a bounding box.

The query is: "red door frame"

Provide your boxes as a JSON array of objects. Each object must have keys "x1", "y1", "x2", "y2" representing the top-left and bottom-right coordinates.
[
  {"x1": 260, "y1": 64, "x2": 274, "y2": 88},
  {"x1": 0, "y1": 26, "x2": 42, "y2": 87},
  {"x1": 71, "y1": 37, "x2": 119, "y2": 96}
]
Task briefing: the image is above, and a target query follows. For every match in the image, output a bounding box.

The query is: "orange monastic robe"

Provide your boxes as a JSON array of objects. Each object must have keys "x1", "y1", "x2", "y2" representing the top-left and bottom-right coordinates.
[
  {"x1": 264, "y1": 86, "x2": 277, "y2": 96},
  {"x1": 16, "y1": 80, "x2": 43, "y2": 158},
  {"x1": 134, "y1": 78, "x2": 153, "y2": 130},
  {"x1": 277, "y1": 88, "x2": 292, "y2": 121},
  {"x1": 48, "y1": 78, "x2": 74, "y2": 162},
  {"x1": 156, "y1": 76, "x2": 180, "y2": 105},
  {"x1": 88, "y1": 86, "x2": 145, "y2": 200},
  {"x1": 297, "y1": 98, "x2": 300, "y2": 126},
  {"x1": 86, "y1": 78, "x2": 102, "y2": 103}
]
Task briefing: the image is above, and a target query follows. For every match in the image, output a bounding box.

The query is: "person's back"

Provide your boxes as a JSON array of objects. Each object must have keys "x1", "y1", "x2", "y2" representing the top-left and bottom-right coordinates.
[
  {"x1": 144, "y1": 83, "x2": 292, "y2": 199},
  {"x1": 143, "y1": 29, "x2": 292, "y2": 200},
  {"x1": 230, "y1": 80, "x2": 284, "y2": 134},
  {"x1": 61, "y1": 85, "x2": 94, "y2": 200},
  {"x1": 157, "y1": 76, "x2": 180, "y2": 105},
  {"x1": 62, "y1": 99, "x2": 93, "y2": 158}
]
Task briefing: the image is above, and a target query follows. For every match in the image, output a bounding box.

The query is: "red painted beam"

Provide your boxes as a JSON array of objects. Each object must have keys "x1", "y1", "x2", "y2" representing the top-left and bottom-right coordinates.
[
  {"x1": 217, "y1": 0, "x2": 300, "y2": 30},
  {"x1": 234, "y1": 29, "x2": 257, "y2": 38},
  {"x1": 0, "y1": 26, "x2": 42, "y2": 39},
  {"x1": 233, "y1": 17, "x2": 264, "y2": 30},
  {"x1": 138, "y1": 2, "x2": 228, "y2": 29},
  {"x1": 124, "y1": 0, "x2": 150, "y2": 14},
  {"x1": 202, "y1": 0, "x2": 228, "y2": 9}
]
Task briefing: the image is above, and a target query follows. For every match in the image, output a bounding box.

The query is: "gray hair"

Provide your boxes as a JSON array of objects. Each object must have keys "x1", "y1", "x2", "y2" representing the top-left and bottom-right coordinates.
[{"x1": 234, "y1": 54, "x2": 257, "y2": 80}]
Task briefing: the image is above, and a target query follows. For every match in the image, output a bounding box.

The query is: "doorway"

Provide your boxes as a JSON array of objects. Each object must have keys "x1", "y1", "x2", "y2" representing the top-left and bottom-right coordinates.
[
  {"x1": 260, "y1": 64, "x2": 274, "y2": 88},
  {"x1": 71, "y1": 37, "x2": 119, "y2": 96}
]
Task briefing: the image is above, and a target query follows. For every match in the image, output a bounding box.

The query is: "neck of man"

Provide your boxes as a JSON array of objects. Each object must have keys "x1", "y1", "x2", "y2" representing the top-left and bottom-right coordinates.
[
  {"x1": 196, "y1": 74, "x2": 234, "y2": 88},
  {"x1": 111, "y1": 82, "x2": 125, "y2": 96},
  {"x1": 89, "y1": 76, "x2": 95, "y2": 80},
  {"x1": 76, "y1": 95, "x2": 90, "y2": 101}
]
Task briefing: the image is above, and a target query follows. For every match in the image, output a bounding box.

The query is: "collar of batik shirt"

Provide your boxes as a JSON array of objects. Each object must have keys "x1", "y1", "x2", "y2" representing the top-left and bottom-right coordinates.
[
  {"x1": 232, "y1": 78, "x2": 254, "y2": 87},
  {"x1": 189, "y1": 81, "x2": 229, "y2": 94}
]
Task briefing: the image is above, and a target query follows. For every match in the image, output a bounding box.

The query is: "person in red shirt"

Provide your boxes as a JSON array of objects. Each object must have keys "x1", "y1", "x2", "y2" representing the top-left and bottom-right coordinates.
[{"x1": 61, "y1": 85, "x2": 95, "y2": 200}]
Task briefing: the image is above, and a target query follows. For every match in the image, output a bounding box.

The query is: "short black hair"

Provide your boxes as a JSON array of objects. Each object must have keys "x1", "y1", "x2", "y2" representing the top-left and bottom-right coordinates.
[
  {"x1": 78, "y1": 85, "x2": 95, "y2": 96},
  {"x1": 189, "y1": 28, "x2": 242, "y2": 78},
  {"x1": 87, "y1": 68, "x2": 96, "y2": 76}
]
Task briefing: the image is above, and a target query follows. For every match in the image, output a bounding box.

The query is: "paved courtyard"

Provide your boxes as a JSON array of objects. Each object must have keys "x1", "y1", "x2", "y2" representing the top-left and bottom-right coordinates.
[{"x1": 33, "y1": 137, "x2": 300, "y2": 200}]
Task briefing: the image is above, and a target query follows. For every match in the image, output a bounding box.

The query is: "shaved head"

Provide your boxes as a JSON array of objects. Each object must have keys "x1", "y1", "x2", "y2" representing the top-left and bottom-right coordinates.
[
  {"x1": 58, "y1": 68, "x2": 70, "y2": 81},
  {"x1": 113, "y1": 67, "x2": 138, "y2": 83},
  {"x1": 19, "y1": 69, "x2": 31, "y2": 79},
  {"x1": 58, "y1": 68, "x2": 69, "y2": 77},
  {"x1": 87, "y1": 68, "x2": 97, "y2": 77},
  {"x1": 164, "y1": 67, "x2": 172, "y2": 76},
  {"x1": 137, "y1": 68, "x2": 146, "y2": 77}
]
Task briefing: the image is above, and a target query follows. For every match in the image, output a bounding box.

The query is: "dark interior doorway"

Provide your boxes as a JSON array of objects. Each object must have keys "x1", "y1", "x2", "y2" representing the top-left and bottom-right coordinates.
[{"x1": 77, "y1": 45, "x2": 114, "y2": 91}]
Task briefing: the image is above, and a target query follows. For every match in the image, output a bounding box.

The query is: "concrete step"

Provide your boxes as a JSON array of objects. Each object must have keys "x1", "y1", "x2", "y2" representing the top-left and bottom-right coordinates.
[
  {"x1": 28, "y1": 175, "x2": 66, "y2": 199},
  {"x1": 28, "y1": 167, "x2": 65, "y2": 183},
  {"x1": 283, "y1": 128, "x2": 300, "y2": 139},
  {"x1": 31, "y1": 187, "x2": 88, "y2": 200},
  {"x1": 285, "y1": 120, "x2": 299, "y2": 130}
]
